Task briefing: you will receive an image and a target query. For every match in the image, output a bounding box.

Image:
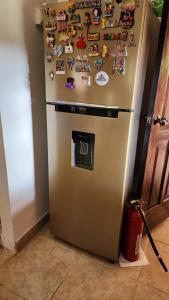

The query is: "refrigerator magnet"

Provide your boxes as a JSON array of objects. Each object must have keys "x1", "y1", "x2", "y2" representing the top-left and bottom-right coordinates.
[
  {"x1": 87, "y1": 32, "x2": 100, "y2": 41},
  {"x1": 101, "y1": 45, "x2": 108, "y2": 58},
  {"x1": 88, "y1": 44, "x2": 100, "y2": 57},
  {"x1": 49, "y1": 71, "x2": 54, "y2": 80},
  {"x1": 95, "y1": 71, "x2": 109, "y2": 86},
  {"x1": 56, "y1": 60, "x2": 65, "y2": 74},
  {"x1": 65, "y1": 77, "x2": 75, "y2": 89},
  {"x1": 53, "y1": 45, "x2": 64, "y2": 57},
  {"x1": 82, "y1": 75, "x2": 91, "y2": 86},
  {"x1": 45, "y1": 20, "x2": 57, "y2": 32},
  {"x1": 112, "y1": 58, "x2": 125, "y2": 76},
  {"x1": 76, "y1": 34, "x2": 87, "y2": 49},
  {"x1": 119, "y1": 10, "x2": 134, "y2": 29},
  {"x1": 68, "y1": 25, "x2": 77, "y2": 38},
  {"x1": 66, "y1": 57, "x2": 75, "y2": 70},
  {"x1": 65, "y1": 40, "x2": 74, "y2": 53},
  {"x1": 92, "y1": 7, "x2": 102, "y2": 25},
  {"x1": 46, "y1": 33, "x2": 55, "y2": 48},
  {"x1": 111, "y1": 42, "x2": 128, "y2": 57},
  {"x1": 128, "y1": 31, "x2": 136, "y2": 47},
  {"x1": 94, "y1": 58, "x2": 103, "y2": 70},
  {"x1": 70, "y1": 13, "x2": 81, "y2": 23},
  {"x1": 46, "y1": 51, "x2": 53, "y2": 63}
]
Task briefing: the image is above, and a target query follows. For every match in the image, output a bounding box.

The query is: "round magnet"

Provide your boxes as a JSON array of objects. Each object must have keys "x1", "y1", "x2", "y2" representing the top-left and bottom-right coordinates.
[{"x1": 95, "y1": 71, "x2": 109, "y2": 86}]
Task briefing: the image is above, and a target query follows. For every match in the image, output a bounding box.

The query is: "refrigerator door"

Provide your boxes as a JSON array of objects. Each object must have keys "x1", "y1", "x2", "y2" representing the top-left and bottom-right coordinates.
[
  {"x1": 44, "y1": 0, "x2": 147, "y2": 108},
  {"x1": 47, "y1": 104, "x2": 131, "y2": 260}
]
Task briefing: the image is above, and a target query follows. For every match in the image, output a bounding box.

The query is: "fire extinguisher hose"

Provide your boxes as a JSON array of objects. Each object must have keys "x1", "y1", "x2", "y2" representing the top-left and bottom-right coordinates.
[
  {"x1": 137, "y1": 205, "x2": 168, "y2": 272},
  {"x1": 131, "y1": 201, "x2": 168, "y2": 272}
]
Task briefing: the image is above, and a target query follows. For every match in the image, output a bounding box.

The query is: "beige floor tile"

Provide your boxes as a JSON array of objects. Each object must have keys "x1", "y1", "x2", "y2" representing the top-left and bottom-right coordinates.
[
  {"x1": 0, "y1": 235, "x2": 80, "y2": 300},
  {"x1": 0, "y1": 286, "x2": 24, "y2": 300},
  {"x1": 151, "y1": 218, "x2": 169, "y2": 245},
  {"x1": 0, "y1": 247, "x2": 13, "y2": 267},
  {"x1": 52, "y1": 254, "x2": 137, "y2": 300},
  {"x1": 139, "y1": 241, "x2": 169, "y2": 294},
  {"x1": 133, "y1": 282, "x2": 169, "y2": 300}
]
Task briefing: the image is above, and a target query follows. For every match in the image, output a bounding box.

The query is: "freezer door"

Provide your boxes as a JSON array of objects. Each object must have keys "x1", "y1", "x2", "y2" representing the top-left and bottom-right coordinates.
[{"x1": 47, "y1": 104, "x2": 131, "y2": 261}]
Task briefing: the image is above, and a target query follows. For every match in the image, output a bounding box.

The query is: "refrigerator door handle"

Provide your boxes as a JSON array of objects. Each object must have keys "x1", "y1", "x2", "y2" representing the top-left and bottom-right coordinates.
[{"x1": 46, "y1": 101, "x2": 134, "y2": 119}]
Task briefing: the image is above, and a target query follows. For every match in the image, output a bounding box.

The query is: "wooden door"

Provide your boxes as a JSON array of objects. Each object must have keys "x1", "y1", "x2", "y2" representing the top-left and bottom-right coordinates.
[{"x1": 142, "y1": 12, "x2": 169, "y2": 228}]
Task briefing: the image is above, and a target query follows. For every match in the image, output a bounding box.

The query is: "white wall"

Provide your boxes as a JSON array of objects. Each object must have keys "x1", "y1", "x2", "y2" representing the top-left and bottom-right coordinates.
[{"x1": 0, "y1": 0, "x2": 49, "y2": 248}]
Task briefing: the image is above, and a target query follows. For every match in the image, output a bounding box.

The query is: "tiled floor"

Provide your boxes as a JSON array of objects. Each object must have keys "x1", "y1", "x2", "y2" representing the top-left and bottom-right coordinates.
[{"x1": 0, "y1": 219, "x2": 169, "y2": 300}]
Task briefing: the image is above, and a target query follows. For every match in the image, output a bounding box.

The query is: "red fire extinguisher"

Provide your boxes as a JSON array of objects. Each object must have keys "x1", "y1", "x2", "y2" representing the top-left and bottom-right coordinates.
[{"x1": 123, "y1": 201, "x2": 144, "y2": 262}]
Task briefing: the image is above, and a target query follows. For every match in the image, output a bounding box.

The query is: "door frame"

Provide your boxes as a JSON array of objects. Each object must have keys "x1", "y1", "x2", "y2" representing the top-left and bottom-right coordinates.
[{"x1": 133, "y1": 0, "x2": 169, "y2": 199}]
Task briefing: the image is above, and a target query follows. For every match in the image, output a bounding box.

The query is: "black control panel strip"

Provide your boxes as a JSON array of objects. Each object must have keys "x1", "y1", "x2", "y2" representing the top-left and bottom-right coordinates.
[{"x1": 46, "y1": 101, "x2": 134, "y2": 118}]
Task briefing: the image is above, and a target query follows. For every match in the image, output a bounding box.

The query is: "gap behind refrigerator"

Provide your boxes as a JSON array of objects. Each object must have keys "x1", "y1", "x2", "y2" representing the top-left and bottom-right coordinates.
[{"x1": 43, "y1": 0, "x2": 160, "y2": 260}]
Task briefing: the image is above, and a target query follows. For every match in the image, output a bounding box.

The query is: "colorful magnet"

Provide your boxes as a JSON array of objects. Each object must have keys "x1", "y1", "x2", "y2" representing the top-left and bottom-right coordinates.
[
  {"x1": 94, "y1": 58, "x2": 103, "y2": 69},
  {"x1": 82, "y1": 75, "x2": 91, "y2": 86},
  {"x1": 76, "y1": 34, "x2": 87, "y2": 49},
  {"x1": 105, "y1": 18, "x2": 119, "y2": 28},
  {"x1": 92, "y1": 8, "x2": 102, "y2": 25},
  {"x1": 88, "y1": 44, "x2": 99, "y2": 56},
  {"x1": 65, "y1": 40, "x2": 74, "y2": 53},
  {"x1": 46, "y1": 51, "x2": 53, "y2": 63},
  {"x1": 87, "y1": 32, "x2": 100, "y2": 41},
  {"x1": 128, "y1": 31, "x2": 136, "y2": 47},
  {"x1": 68, "y1": 25, "x2": 77, "y2": 38},
  {"x1": 103, "y1": 31, "x2": 128, "y2": 41},
  {"x1": 56, "y1": 59, "x2": 65, "y2": 74},
  {"x1": 119, "y1": 10, "x2": 134, "y2": 29},
  {"x1": 43, "y1": 6, "x2": 56, "y2": 17},
  {"x1": 95, "y1": 71, "x2": 109, "y2": 86},
  {"x1": 75, "y1": 0, "x2": 102, "y2": 9},
  {"x1": 57, "y1": 10, "x2": 68, "y2": 33},
  {"x1": 104, "y1": 2, "x2": 114, "y2": 17},
  {"x1": 53, "y1": 44, "x2": 64, "y2": 57},
  {"x1": 101, "y1": 44, "x2": 108, "y2": 58},
  {"x1": 84, "y1": 12, "x2": 92, "y2": 29},
  {"x1": 111, "y1": 42, "x2": 128, "y2": 57},
  {"x1": 70, "y1": 13, "x2": 81, "y2": 23},
  {"x1": 45, "y1": 21, "x2": 57, "y2": 32},
  {"x1": 46, "y1": 33, "x2": 55, "y2": 48},
  {"x1": 66, "y1": 57, "x2": 75, "y2": 70},
  {"x1": 68, "y1": 3, "x2": 76, "y2": 13},
  {"x1": 59, "y1": 32, "x2": 70, "y2": 42},
  {"x1": 101, "y1": 17, "x2": 107, "y2": 29},
  {"x1": 75, "y1": 55, "x2": 91, "y2": 72},
  {"x1": 65, "y1": 77, "x2": 75, "y2": 89},
  {"x1": 112, "y1": 58, "x2": 125, "y2": 76},
  {"x1": 120, "y1": 0, "x2": 138, "y2": 11},
  {"x1": 49, "y1": 71, "x2": 54, "y2": 80}
]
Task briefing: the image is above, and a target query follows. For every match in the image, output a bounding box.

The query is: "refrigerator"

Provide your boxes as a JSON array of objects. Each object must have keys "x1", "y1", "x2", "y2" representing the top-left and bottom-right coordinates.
[{"x1": 43, "y1": 0, "x2": 160, "y2": 261}]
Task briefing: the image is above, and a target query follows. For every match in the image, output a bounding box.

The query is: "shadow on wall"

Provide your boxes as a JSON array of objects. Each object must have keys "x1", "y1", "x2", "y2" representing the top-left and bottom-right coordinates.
[{"x1": 22, "y1": 0, "x2": 49, "y2": 219}]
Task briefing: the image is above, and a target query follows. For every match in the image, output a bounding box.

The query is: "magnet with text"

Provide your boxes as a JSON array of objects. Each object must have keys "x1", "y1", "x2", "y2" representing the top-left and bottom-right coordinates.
[
  {"x1": 75, "y1": 0, "x2": 102, "y2": 9},
  {"x1": 76, "y1": 34, "x2": 87, "y2": 49},
  {"x1": 46, "y1": 33, "x2": 55, "y2": 48},
  {"x1": 87, "y1": 32, "x2": 100, "y2": 41},
  {"x1": 112, "y1": 58, "x2": 125, "y2": 76},
  {"x1": 57, "y1": 10, "x2": 68, "y2": 33},
  {"x1": 128, "y1": 31, "x2": 136, "y2": 47},
  {"x1": 88, "y1": 44, "x2": 99, "y2": 56},
  {"x1": 103, "y1": 31, "x2": 128, "y2": 41},
  {"x1": 56, "y1": 60, "x2": 65, "y2": 74},
  {"x1": 94, "y1": 58, "x2": 103, "y2": 70},
  {"x1": 95, "y1": 71, "x2": 109, "y2": 86},
  {"x1": 119, "y1": 10, "x2": 134, "y2": 29},
  {"x1": 66, "y1": 57, "x2": 75, "y2": 70},
  {"x1": 82, "y1": 75, "x2": 91, "y2": 86},
  {"x1": 53, "y1": 44, "x2": 64, "y2": 57},
  {"x1": 65, "y1": 77, "x2": 75, "y2": 89},
  {"x1": 101, "y1": 44, "x2": 108, "y2": 58}
]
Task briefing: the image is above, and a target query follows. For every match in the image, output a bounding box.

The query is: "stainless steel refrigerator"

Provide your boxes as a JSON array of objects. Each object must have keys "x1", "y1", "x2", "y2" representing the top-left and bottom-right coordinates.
[{"x1": 43, "y1": 0, "x2": 159, "y2": 260}]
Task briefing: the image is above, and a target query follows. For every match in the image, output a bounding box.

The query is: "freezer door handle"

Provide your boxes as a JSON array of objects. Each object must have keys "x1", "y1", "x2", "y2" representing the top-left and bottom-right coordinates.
[{"x1": 46, "y1": 101, "x2": 134, "y2": 118}]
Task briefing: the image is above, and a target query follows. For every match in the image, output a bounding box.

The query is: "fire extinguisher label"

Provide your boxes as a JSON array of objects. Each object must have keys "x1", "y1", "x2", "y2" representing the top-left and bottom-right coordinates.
[{"x1": 135, "y1": 233, "x2": 142, "y2": 255}]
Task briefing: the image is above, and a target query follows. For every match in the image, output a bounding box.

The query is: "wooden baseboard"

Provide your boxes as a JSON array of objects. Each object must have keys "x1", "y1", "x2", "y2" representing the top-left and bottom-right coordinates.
[{"x1": 15, "y1": 212, "x2": 49, "y2": 252}]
